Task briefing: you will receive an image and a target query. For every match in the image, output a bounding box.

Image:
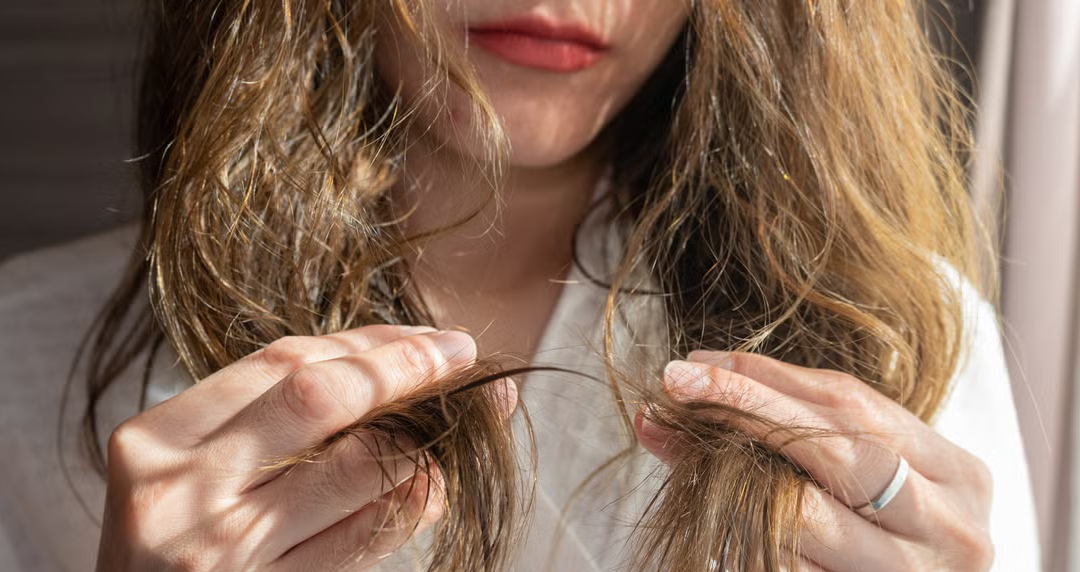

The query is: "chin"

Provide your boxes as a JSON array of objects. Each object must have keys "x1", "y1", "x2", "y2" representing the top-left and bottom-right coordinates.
[
  {"x1": 448, "y1": 122, "x2": 602, "y2": 169},
  {"x1": 502, "y1": 134, "x2": 600, "y2": 169},
  {"x1": 378, "y1": 49, "x2": 617, "y2": 170},
  {"x1": 445, "y1": 93, "x2": 610, "y2": 169}
]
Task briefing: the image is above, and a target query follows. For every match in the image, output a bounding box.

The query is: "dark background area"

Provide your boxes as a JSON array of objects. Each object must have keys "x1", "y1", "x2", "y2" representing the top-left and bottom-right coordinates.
[
  {"x1": 0, "y1": 0, "x2": 141, "y2": 262},
  {"x1": 0, "y1": 0, "x2": 986, "y2": 262}
]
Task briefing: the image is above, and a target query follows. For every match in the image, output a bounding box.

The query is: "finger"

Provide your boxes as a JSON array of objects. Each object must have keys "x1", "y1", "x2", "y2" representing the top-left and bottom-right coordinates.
[
  {"x1": 269, "y1": 471, "x2": 444, "y2": 571},
  {"x1": 635, "y1": 405, "x2": 933, "y2": 556},
  {"x1": 685, "y1": 350, "x2": 840, "y2": 404},
  {"x1": 797, "y1": 482, "x2": 924, "y2": 572},
  {"x1": 682, "y1": 351, "x2": 977, "y2": 485},
  {"x1": 251, "y1": 374, "x2": 518, "y2": 561},
  {"x1": 685, "y1": 351, "x2": 937, "y2": 442},
  {"x1": 247, "y1": 431, "x2": 431, "y2": 560},
  {"x1": 634, "y1": 408, "x2": 682, "y2": 464},
  {"x1": 677, "y1": 354, "x2": 994, "y2": 512},
  {"x1": 210, "y1": 330, "x2": 477, "y2": 482},
  {"x1": 141, "y1": 325, "x2": 438, "y2": 442}
]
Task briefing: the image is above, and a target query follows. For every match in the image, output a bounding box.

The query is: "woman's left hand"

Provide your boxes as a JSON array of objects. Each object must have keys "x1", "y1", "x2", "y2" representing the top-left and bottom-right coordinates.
[{"x1": 635, "y1": 350, "x2": 995, "y2": 572}]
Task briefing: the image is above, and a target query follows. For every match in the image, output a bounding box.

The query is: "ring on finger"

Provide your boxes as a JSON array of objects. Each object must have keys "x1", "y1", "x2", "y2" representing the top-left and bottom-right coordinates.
[{"x1": 850, "y1": 453, "x2": 910, "y2": 520}]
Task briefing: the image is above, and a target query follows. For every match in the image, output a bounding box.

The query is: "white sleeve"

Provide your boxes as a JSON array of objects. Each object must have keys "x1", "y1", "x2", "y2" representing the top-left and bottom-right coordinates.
[{"x1": 931, "y1": 270, "x2": 1042, "y2": 571}]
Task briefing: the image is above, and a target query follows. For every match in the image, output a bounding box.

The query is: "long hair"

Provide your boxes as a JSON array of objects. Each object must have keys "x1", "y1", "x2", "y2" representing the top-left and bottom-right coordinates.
[{"x1": 72, "y1": 1, "x2": 992, "y2": 570}]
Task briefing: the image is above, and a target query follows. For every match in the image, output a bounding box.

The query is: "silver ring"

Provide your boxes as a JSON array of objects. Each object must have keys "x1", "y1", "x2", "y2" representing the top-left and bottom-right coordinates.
[{"x1": 853, "y1": 454, "x2": 909, "y2": 517}]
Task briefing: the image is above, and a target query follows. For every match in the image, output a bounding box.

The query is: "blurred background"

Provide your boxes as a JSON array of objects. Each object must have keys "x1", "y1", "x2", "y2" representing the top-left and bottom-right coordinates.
[{"x1": 0, "y1": 0, "x2": 1077, "y2": 569}]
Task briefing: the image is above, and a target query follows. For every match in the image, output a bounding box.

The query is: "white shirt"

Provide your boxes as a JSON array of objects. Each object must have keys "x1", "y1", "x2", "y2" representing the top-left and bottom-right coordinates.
[{"x1": 0, "y1": 223, "x2": 1042, "y2": 571}]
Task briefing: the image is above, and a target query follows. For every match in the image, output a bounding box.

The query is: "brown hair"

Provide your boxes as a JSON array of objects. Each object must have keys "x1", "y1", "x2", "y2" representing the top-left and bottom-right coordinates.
[{"x1": 70, "y1": 0, "x2": 992, "y2": 570}]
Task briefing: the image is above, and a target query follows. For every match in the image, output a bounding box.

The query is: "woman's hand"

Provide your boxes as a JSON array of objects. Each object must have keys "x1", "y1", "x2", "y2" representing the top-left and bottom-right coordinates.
[
  {"x1": 96, "y1": 325, "x2": 514, "y2": 572},
  {"x1": 635, "y1": 351, "x2": 994, "y2": 572}
]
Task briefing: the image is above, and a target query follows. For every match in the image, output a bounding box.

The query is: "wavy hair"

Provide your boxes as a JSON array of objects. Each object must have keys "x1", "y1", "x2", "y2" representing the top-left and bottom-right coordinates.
[{"x1": 71, "y1": 0, "x2": 993, "y2": 570}]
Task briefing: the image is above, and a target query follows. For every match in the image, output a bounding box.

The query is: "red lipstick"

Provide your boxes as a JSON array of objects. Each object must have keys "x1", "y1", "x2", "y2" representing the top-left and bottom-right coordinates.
[{"x1": 466, "y1": 16, "x2": 609, "y2": 73}]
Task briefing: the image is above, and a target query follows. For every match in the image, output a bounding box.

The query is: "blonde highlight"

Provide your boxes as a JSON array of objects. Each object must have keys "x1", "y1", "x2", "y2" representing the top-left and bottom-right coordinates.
[{"x1": 72, "y1": 1, "x2": 991, "y2": 570}]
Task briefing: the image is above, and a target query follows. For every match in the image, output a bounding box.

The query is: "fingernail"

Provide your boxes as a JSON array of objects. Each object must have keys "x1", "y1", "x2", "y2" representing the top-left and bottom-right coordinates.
[
  {"x1": 422, "y1": 330, "x2": 475, "y2": 360},
  {"x1": 493, "y1": 378, "x2": 519, "y2": 420},
  {"x1": 635, "y1": 407, "x2": 680, "y2": 464},
  {"x1": 635, "y1": 408, "x2": 665, "y2": 439},
  {"x1": 663, "y1": 360, "x2": 711, "y2": 397}
]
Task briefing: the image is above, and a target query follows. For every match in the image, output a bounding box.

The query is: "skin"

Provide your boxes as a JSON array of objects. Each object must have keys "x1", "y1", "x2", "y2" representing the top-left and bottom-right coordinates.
[
  {"x1": 96, "y1": 1, "x2": 995, "y2": 570},
  {"x1": 97, "y1": 1, "x2": 689, "y2": 570},
  {"x1": 377, "y1": 0, "x2": 689, "y2": 359},
  {"x1": 97, "y1": 325, "x2": 507, "y2": 570},
  {"x1": 637, "y1": 352, "x2": 995, "y2": 571}
]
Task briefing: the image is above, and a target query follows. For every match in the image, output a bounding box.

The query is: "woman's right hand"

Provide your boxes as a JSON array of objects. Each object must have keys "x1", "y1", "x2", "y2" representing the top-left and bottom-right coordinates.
[{"x1": 95, "y1": 324, "x2": 512, "y2": 571}]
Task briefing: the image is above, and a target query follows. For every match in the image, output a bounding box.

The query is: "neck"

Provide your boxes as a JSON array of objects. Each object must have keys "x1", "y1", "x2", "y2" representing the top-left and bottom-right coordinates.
[
  {"x1": 389, "y1": 141, "x2": 605, "y2": 356},
  {"x1": 394, "y1": 144, "x2": 605, "y2": 296}
]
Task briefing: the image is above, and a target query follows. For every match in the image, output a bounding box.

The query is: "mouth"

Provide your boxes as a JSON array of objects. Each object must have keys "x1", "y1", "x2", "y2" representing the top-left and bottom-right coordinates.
[{"x1": 466, "y1": 15, "x2": 610, "y2": 73}]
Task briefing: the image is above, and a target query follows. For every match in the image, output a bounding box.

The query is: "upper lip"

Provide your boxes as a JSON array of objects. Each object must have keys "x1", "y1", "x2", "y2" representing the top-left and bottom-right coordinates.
[{"x1": 466, "y1": 15, "x2": 610, "y2": 51}]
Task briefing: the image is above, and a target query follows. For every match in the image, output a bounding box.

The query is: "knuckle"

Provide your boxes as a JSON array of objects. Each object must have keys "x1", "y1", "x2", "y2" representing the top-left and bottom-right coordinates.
[
  {"x1": 799, "y1": 482, "x2": 829, "y2": 519},
  {"x1": 820, "y1": 376, "x2": 871, "y2": 411},
  {"x1": 320, "y1": 436, "x2": 409, "y2": 506},
  {"x1": 346, "y1": 323, "x2": 425, "y2": 340},
  {"x1": 944, "y1": 446, "x2": 995, "y2": 501},
  {"x1": 965, "y1": 454, "x2": 994, "y2": 501},
  {"x1": 280, "y1": 365, "x2": 347, "y2": 424},
  {"x1": 326, "y1": 326, "x2": 391, "y2": 352},
  {"x1": 969, "y1": 535, "x2": 996, "y2": 571},
  {"x1": 974, "y1": 537, "x2": 996, "y2": 571},
  {"x1": 332, "y1": 324, "x2": 439, "y2": 354},
  {"x1": 322, "y1": 442, "x2": 367, "y2": 501},
  {"x1": 107, "y1": 478, "x2": 191, "y2": 562},
  {"x1": 812, "y1": 439, "x2": 860, "y2": 485},
  {"x1": 719, "y1": 352, "x2": 754, "y2": 377},
  {"x1": 340, "y1": 323, "x2": 398, "y2": 338},
  {"x1": 392, "y1": 336, "x2": 443, "y2": 377},
  {"x1": 915, "y1": 486, "x2": 994, "y2": 571},
  {"x1": 106, "y1": 421, "x2": 137, "y2": 462},
  {"x1": 702, "y1": 365, "x2": 752, "y2": 402},
  {"x1": 943, "y1": 519, "x2": 995, "y2": 570},
  {"x1": 107, "y1": 420, "x2": 153, "y2": 470},
  {"x1": 259, "y1": 335, "x2": 322, "y2": 374},
  {"x1": 905, "y1": 478, "x2": 938, "y2": 523},
  {"x1": 330, "y1": 439, "x2": 385, "y2": 498}
]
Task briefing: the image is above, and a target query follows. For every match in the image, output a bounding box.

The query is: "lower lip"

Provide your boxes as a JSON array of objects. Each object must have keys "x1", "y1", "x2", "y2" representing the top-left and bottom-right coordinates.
[{"x1": 467, "y1": 30, "x2": 604, "y2": 72}]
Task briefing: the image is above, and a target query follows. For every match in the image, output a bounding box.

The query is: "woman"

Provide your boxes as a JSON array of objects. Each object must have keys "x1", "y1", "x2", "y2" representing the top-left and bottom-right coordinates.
[{"x1": 0, "y1": 0, "x2": 1041, "y2": 571}]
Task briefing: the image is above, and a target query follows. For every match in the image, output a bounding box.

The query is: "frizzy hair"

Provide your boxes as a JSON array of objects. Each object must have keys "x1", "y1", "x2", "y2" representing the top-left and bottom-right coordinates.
[{"x1": 69, "y1": 0, "x2": 994, "y2": 570}]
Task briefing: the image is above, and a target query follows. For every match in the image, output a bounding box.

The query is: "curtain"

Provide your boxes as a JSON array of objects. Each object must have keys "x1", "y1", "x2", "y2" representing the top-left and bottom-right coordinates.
[{"x1": 974, "y1": 1, "x2": 1080, "y2": 571}]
